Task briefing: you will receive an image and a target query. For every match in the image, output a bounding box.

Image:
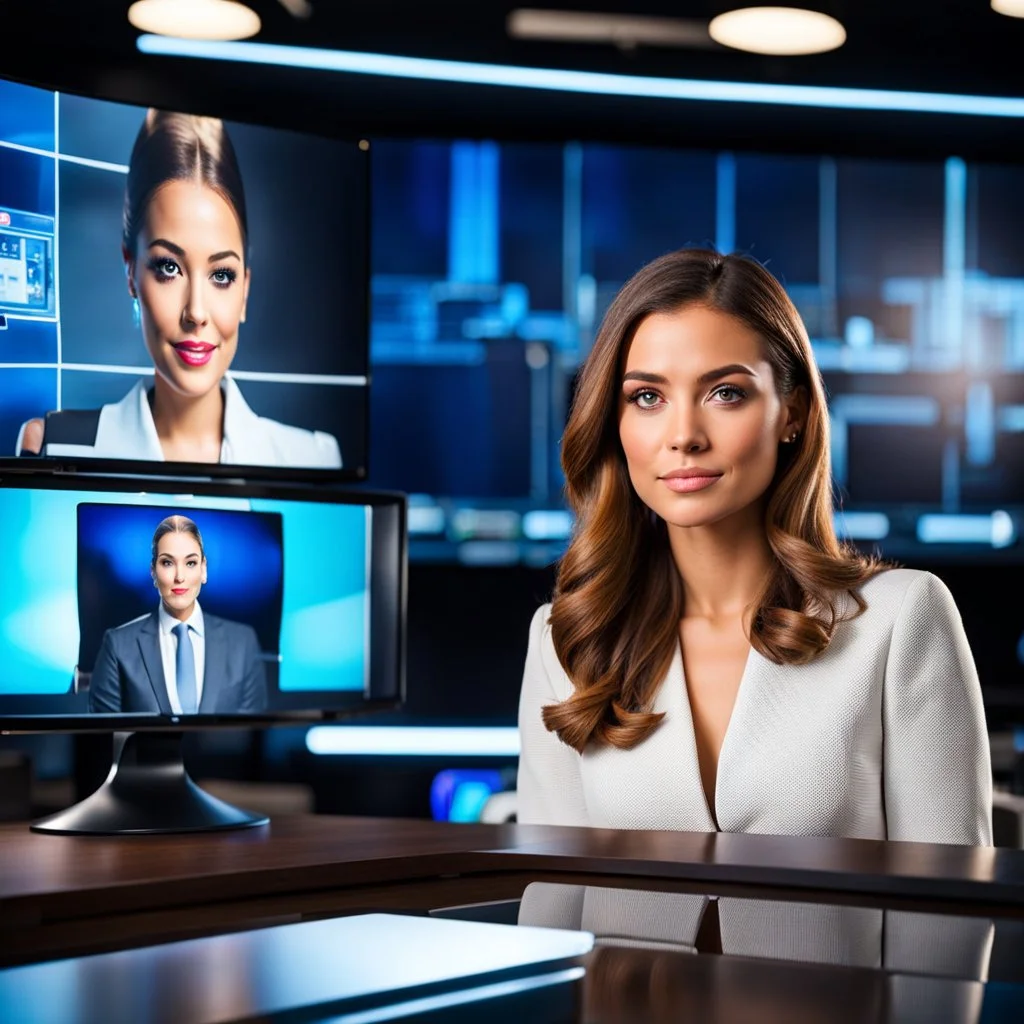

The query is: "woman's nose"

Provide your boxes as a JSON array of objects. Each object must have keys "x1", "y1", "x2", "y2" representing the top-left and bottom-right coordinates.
[
  {"x1": 182, "y1": 282, "x2": 209, "y2": 329},
  {"x1": 668, "y1": 406, "x2": 709, "y2": 453}
]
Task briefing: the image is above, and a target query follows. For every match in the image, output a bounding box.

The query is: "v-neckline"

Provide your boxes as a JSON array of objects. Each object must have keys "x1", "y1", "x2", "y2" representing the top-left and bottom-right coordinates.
[{"x1": 676, "y1": 638, "x2": 755, "y2": 831}]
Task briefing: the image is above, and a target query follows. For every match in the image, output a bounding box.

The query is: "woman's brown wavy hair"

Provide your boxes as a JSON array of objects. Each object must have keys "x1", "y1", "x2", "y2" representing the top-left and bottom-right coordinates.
[{"x1": 543, "y1": 247, "x2": 886, "y2": 753}]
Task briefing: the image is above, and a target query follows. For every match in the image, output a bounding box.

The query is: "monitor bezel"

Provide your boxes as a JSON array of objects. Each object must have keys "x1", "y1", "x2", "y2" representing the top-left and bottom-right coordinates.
[
  {"x1": 0, "y1": 70, "x2": 372, "y2": 484},
  {"x1": 0, "y1": 468, "x2": 406, "y2": 734}
]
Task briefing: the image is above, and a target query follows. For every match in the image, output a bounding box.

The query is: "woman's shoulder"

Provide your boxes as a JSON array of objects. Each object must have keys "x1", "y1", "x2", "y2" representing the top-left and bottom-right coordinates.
[
  {"x1": 257, "y1": 417, "x2": 342, "y2": 467},
  {"x1": 854, "y1": 567, "x2": 961, "y2": 631},
  {"x1": 222, "y1": 379, "x2": 342, "y2": 468},
  {"x1": 524, "y1": 603, "x2": 573, "y2": 700}
]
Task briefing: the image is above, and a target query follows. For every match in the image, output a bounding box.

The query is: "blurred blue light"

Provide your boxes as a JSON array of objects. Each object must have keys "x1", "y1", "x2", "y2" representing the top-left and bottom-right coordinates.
[
  {"x1": 448, "y1": 781, "x2": 497, "y2": 822},
  {"x1": 833, "y1": 511, "x2": 889, "y2": 541},
  {"x1": 137, "y1": 36, "x2": 1024, "y2": 118},
  {"x1": 916, "y1": 511, "x2": 1017, "y2": 546}
]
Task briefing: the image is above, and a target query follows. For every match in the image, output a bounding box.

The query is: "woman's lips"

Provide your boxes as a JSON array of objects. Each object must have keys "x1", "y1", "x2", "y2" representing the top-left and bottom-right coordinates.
[
  {"x1": 172, "y1": 341, "x2": 216, "y2": 367},
  {"x1": 661, "y1": 474, "x2": 722, "y2": 493},
  {"x1": 171, "y1": 588, "x2": 190, "y2": 595}
]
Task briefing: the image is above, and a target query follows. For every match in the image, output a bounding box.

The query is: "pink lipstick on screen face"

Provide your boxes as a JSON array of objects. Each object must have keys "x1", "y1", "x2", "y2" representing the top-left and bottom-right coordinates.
[
  {"x1": 171, "y1": 588, "x2": 190, "y2": 595},
  {"x1": 660, "y1": 467, "x2": 724, "y2": 493},
  {"x1": 172, "y1": 341, "x2": 216, "y2": 367}
]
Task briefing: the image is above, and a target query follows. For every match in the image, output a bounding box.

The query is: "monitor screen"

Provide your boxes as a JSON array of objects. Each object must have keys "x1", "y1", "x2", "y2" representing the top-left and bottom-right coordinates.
[
  {"x1": 367, "y1": 138, "x2": 1024, "y2": 567},
  {"x1": 0, "y1": 76, "x2": 369, "y2": 479},
  {"x1": 0, "y1": 471, "x2": 405, "y2": 731}
]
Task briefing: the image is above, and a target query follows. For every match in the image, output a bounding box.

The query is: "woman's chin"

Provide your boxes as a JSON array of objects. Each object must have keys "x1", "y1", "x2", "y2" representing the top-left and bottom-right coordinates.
[{"x1": 155, "y1": 365, "x2": 225, "y2": 401}]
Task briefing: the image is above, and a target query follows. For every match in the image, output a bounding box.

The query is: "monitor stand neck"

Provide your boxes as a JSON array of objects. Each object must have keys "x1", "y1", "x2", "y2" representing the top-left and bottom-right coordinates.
[{"x1": 30, "y1": 731, "x2": 269, "y2": 835}]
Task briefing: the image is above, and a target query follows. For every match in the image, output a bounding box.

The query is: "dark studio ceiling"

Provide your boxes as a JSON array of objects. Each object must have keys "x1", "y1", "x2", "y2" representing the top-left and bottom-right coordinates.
[{"x1": 4, "y1": 1, "x2": 1024, "y2": 159}]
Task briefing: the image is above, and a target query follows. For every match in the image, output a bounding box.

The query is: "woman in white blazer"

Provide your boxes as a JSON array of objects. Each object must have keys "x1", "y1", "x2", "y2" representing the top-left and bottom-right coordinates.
[
  {"x1": 17, "y1": 109, "x2": 341, "y2": 469},
  {"x1": 517, "y1": 247, "x2": 992, "y2": 845}
]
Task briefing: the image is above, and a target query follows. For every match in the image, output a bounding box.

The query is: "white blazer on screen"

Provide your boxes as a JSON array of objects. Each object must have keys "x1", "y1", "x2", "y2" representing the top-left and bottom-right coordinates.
[{"x1": 33, "y1": 376, "x2": 342, "y2": 469}]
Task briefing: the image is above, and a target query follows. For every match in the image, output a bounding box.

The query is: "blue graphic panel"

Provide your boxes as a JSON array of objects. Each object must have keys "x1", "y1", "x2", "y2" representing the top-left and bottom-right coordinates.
[{"x1": 252, "y1": 499, "x2": 367, "y2": 692}]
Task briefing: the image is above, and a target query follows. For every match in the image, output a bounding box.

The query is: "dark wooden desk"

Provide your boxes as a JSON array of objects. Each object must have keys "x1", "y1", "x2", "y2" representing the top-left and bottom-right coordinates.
[{"x1": 3, "y1": 814, "x2": 1024, "y2": 967}]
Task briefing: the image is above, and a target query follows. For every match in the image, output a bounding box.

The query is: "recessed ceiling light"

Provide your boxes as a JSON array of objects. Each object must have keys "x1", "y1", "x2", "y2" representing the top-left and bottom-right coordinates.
[
  {"x1": 127, "y1": 0, "x2": 261, "y2": 41},
  {"x1": 992, "y1": 0, "x2": 1024, "y2": 17},
  {"x1": 709, "y1": 6, "x2": 846, "y2": 56}
]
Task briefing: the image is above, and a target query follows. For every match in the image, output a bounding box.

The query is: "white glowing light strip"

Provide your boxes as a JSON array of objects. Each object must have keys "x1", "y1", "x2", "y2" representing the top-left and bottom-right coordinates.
[
  {"x1": 59, "y1": 154, "x2": 130, "y2": 174},
  {"x1": 0, "y1": 140, "x2": 129, "y2": 173},
  {"x1": 306, "y1": 726, "x2": 521, "y2": 757},
  {"x1": 39, "y1": 363, "x2": 366, "y2": 385},
  {"x1": 136, "y1": 35, "x2": 1024, "y2": 118}
]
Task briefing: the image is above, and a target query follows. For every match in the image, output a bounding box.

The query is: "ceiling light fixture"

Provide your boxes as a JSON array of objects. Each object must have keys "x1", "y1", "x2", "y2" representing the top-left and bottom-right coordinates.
[
  {"x1": 127, "y1": 0, "x2": 261, "y2": 41},
  {"x1": 709, "y1": 6, "x2": 846, "y2": 56},
  {"x1": 506, "y1": 9, "x2": 715, "y2": 51},
  {"x1": 992, "y1": 0, "x2": 1024, "y2": 16}
]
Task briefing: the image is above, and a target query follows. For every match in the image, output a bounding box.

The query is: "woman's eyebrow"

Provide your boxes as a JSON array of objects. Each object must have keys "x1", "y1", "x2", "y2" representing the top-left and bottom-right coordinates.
[{"x1": 622, "y1": 364, "x2": 757, "y2": 386}]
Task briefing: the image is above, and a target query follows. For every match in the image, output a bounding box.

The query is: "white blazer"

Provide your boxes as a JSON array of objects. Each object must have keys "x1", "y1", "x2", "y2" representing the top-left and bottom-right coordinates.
[
  {"x1": 517, "y1": 568, "x2": 993, "y2": 845},
  {"x1": 37, "y1": 377, "x2": 342, "y2": 469}
]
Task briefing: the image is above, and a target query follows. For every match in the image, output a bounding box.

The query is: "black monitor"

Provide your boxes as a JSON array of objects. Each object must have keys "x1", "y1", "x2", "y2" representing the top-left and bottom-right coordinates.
[
  {"x1": 0, "y1": 470, "x2": 406, "y2": 834},
  {"x1": 0, "y1": 74, "x2": 369, "y2": 480}
]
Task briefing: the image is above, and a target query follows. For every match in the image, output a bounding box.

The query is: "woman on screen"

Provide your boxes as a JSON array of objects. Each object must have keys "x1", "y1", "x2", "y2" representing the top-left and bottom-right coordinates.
[
  {"x1": 18, "y1": 109, "x2": 342, "y2": 468},
  {"x1": 517, "y1": 247, "x2": 993, "y2": 845},
  {"x1": 88, "y1": 515, "x2": 268, "y2": 714}
]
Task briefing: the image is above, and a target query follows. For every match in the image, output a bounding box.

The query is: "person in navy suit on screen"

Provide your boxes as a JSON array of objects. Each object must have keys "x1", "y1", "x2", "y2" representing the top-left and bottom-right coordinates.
[{"x1": 88, "y1": 514, "x2": 268, "y2": 714}]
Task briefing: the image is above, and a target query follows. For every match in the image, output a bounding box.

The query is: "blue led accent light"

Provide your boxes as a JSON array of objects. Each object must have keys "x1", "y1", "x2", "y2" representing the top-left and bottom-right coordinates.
[
  {"x1": 430, "y1": 768, "x2": 505, "y2": 821},
  {"x1": 135, "y1": 36, "x2": 1024, "y2": 119}
]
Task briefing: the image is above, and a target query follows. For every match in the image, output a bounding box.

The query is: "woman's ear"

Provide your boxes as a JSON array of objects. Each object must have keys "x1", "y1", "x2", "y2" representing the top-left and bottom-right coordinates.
[{"x1": 782, "y1": 384, "x2": 809, "y2": 442}]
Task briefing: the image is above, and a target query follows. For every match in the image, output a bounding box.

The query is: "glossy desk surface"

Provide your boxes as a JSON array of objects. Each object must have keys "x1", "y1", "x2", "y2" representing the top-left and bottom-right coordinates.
[
  {"x1": 4, "y1": 815, "x2": 1024, "y2": 1022},
  {"x1": 3, "y1": 814, "x2": 1023, "y2": 921}
]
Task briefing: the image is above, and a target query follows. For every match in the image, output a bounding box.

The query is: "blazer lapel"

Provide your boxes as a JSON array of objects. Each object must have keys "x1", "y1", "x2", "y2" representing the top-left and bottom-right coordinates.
[
  {"x1": 138, "y1": 613, "x2": 172, "y2": 716},
  {"x1": 199, "y1": 616, "x2": 226, "y2": 713}
]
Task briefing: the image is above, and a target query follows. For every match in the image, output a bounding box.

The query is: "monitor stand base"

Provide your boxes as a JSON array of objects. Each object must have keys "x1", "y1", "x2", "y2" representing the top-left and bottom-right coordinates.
[{"x1": 30, "y1": 731, "x2": 269, "y2": 835}]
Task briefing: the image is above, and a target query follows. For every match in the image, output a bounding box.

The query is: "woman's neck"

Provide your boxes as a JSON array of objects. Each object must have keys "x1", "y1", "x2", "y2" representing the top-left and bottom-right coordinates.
[
  {"x1": 149, "y1": 377, "x2": 225, "y2": 464},
  {"x1": 667, "y1": 506, "x2": 775, "y2": 626}
]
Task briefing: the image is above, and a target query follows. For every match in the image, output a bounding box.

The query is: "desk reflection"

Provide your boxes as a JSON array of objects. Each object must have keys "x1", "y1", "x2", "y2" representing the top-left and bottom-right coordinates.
[{"x1": 518, "y1": 883, "x2": 997, "y2": 1024}]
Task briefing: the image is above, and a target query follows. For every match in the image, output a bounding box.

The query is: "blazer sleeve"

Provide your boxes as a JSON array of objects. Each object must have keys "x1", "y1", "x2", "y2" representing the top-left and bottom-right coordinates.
[
  {"x1": 88, "y1": 629, "x2": 122, "y2": 714},
  {"x1": 516, "y1": 604, "x2": 589, "y2": 827},
  {"x1": 882, "y1": 572, "x2": 993, "y2": 845}
]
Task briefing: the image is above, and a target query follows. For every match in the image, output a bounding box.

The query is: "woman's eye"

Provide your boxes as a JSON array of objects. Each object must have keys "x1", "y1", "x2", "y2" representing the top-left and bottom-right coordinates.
[
  {"x1": 713, "y1": 385, "x2": 746, "y2": 404},
  {"x1": 211, "y1": 268, "x2": 237, "y2": 287},
  {"x1": 150, "y1": 258, "x2": 180, "y2": 281},
  {"x1": 629, "y1": 389, "x2": 661, "y2": 409}
]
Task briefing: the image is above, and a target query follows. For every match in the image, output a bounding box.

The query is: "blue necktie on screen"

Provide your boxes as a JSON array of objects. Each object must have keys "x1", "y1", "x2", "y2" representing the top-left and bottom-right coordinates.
[{"x1": 173, "y1": 622, "x2": 198, "y2": 714}]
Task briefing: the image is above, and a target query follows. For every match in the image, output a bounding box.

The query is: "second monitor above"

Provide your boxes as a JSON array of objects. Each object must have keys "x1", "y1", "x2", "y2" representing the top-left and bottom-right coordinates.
[{"x1": 0, "y1": 74, "x2": 369, "y2": 481}]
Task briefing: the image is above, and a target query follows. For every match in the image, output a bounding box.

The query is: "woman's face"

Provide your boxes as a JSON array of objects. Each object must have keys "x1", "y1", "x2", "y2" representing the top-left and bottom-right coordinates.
[
  {"x1": 152, "y1": 530, "x2": 206, "y2": 621},
  {"x1": 127, "y1": 180, "x2": 250, "y2": 400},
  {"x1": 618, "y1": 304, "x2": 802, "y2": 532}
]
